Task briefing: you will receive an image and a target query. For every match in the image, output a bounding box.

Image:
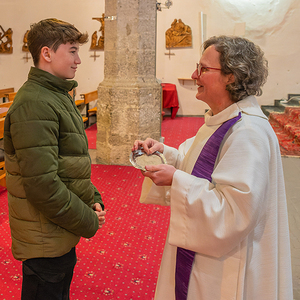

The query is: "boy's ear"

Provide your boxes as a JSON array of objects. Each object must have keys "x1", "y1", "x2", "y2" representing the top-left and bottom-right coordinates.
[{"x1": 40, "y1": 46, "x2": 52, "y2": 63}]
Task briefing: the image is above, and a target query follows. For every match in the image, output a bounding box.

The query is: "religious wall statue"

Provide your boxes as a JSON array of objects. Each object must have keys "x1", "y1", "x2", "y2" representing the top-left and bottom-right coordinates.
[
  {"x1": 165, "y1": 19, "x2": 192, "y2": 48},
  {"x1": 0, "y1": 25, "x2": 13, "y2": 54},
  {"x1": 90, "y1": 13, "x2": 105, "y2": 50},
  {"x1": 22, "y1": 30, "x2": 29, "y2": 52}
]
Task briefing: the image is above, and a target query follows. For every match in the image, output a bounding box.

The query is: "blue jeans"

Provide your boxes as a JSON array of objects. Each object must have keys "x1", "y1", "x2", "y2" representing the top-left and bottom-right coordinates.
[{"x1": 21, "y1": 247, "x2": 77, "y2": 300}]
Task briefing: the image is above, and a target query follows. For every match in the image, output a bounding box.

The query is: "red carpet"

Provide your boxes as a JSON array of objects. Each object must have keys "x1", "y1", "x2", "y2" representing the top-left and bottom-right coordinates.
[
  {"x1": 0, "y1": 116, "x2": 205, "y2": 299},
  {"x1": 0, "y1": 167, "x2": 170, "y2": 300},
  {"x1": 85, "y1": 116, "x2": 205, "y2": 150},
  {"x1": 72, "y1": 165, "x2": 171, "y2": 299},
  {"x1": 161, "y1": 116, "x2": 204, "y2": 149}
]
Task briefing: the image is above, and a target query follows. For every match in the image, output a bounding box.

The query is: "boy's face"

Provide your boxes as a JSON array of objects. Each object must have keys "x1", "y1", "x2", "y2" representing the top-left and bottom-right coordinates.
[{"x1": 47, "y1": 42, "x2": 81, "y2": 80}]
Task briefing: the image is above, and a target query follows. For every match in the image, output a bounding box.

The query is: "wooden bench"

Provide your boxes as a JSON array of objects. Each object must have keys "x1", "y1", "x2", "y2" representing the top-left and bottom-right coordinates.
[
  {"x1": 4, "y1": 92, "x2": 17, "y2": 102},
  {"x1": 75, "y1": 99, "x2": 85, "y2": 106},
  {"x1": 68, "y1": 89, "x2": 88, "y2": 124},
  {"x1": 0, "y1": 102, "x2": 12, "y2": 118},
  {"x1": 0, "y1": 88, "x2": 14, "y2": 118},
  {"x1": 69, "y1": 88, "x2": 83, "y2": 106},
  {"x1": 0, "y1": 91, "x2": 16, "y2": 118},
  {"x1": 80, "y1": 90, "x2": 98, "y2": 127},
  {"x1": 0, "y1": 88, "x2": 14, "y2": 102}
]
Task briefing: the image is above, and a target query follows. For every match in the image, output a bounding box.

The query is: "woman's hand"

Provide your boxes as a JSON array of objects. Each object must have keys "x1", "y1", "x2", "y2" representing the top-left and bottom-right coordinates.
[
  {"x1": 142, "y1": 164, "x2": 176, "y2": 186},
  {"x1": 132, "y1": 138, "x2": 164, "y2": 154},
  {"x1": 132, "y1": 138, "x2": 175, "y2": 186}
]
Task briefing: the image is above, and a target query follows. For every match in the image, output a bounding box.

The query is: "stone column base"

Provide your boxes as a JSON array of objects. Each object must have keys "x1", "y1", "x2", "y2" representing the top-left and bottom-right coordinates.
[{"x1": 96, "y1": 80, "x2": 162, "y2": 165}]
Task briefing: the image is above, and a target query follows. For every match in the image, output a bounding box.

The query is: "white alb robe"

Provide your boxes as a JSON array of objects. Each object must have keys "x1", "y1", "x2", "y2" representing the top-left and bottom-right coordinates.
[{"x1": 140, "y1": 96, "x2": 293, "y2": 300}]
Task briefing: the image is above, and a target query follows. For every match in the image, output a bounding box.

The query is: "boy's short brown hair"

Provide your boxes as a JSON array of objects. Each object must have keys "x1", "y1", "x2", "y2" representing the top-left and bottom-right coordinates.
[{"x1": 27, "y1": 18, "x2": 88, "y2": 66}]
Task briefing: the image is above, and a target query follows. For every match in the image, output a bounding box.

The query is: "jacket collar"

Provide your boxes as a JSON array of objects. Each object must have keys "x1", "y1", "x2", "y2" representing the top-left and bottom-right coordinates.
[{"x1": 28, "y1": 67, "x2": 78, "y2": 93}]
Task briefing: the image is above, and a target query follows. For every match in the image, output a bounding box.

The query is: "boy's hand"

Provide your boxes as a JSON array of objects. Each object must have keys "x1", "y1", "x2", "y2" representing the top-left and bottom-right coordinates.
[{"x1": 93, "y1": 203, "x2": 106, "y2": 229}]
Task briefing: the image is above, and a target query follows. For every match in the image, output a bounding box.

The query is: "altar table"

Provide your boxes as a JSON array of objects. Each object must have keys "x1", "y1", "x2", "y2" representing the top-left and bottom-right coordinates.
[{"x1": 161, "y1": 83, "x2": 179, "y2": 119}]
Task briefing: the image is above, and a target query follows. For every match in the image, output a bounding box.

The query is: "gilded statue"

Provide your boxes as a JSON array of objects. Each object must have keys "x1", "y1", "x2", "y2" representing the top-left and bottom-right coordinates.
[
  {"x1": 22, "y1": 30, "x2": 30, "y2": 52},
  {"x1": 0, "y1": 26, "x2": 13, "y2": 54},
  {"x1": 90, "y1": 13, "x2": 105, "y2": 50},
  {"x1": 165, "y1": 19, "x2": 192, "y2": 48}
]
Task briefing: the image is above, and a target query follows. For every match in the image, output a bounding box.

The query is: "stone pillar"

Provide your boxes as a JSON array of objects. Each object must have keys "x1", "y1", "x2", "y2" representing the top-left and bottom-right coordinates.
[{"x1": 96, "y1": 0, "x2": 161, "y2": 165}]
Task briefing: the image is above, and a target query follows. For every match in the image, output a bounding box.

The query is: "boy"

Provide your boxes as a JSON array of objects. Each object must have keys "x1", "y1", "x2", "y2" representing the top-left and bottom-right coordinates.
[{"x1": 4, "y1": 18, "x2": 106, "y2": 300}]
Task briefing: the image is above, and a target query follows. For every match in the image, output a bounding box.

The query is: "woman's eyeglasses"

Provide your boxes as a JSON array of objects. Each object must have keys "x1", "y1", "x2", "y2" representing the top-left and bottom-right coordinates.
[{"x1": 196, "y1": 63, "x2": 221, "y2": 77}]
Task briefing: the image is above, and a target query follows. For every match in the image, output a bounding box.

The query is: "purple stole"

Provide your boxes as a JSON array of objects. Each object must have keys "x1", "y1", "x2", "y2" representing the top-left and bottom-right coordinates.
[{"x1": 175, "y1": 112, "x2": 242, "y2": 300}]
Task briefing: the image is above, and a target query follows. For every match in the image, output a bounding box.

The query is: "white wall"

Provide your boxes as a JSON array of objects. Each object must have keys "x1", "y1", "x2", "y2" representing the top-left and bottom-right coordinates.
[
  {"x1": 156, "y1": 0, "x2": 300, "y2": 116},
  {"x1": 0, "y1": 0, "x2": 105, "y2": 98},
  {"x1": 1, "y1": 0, "x2": 300, "y2": 115}
]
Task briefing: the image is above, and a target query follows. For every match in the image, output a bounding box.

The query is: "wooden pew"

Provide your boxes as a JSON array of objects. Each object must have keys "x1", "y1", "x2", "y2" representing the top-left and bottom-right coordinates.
[
  {"x1": 0, "y1": 88, "x2": 14, "y2": 102},
  {"x1": 69, "y1": 88, "x2": 84, "y2": 105},
  {"x1": 75, "y1": 99, "x2": 85, "y2": 106},
  {"x1": 88, "y1": 106, "x2": 97, "y2": 115},
  {"x1": 4, "y1": 92, "x2": 17, "y2": 102},
  {"x1": 68, "y1": 88, "x2": 88, "y2": 123},
  {"x1": 0, "y1": 102, "x2": 12, "y2": 118},
  {"x1": 80, "y1": 90, "x2": 98, "y2": 127},
  {"x1": 0, "y1": 92, "x2": 14, "y2": 118}
]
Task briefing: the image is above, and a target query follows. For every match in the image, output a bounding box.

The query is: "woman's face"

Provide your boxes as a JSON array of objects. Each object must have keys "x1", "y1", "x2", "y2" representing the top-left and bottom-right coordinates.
[{"x1": 191, "y1": 45, "x2": 234, "y2": 115}]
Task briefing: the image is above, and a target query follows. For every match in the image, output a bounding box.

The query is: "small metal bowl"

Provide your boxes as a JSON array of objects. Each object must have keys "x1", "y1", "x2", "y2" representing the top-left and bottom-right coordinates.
[{"x1": 129, "y1": 149, "x2": 166, "y2": 171}]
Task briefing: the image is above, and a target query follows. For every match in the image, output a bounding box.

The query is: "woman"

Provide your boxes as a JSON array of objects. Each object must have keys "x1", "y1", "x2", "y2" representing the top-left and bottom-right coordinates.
[{"x1": 133, "y1": 36, "x2": 293, "y2": 300}]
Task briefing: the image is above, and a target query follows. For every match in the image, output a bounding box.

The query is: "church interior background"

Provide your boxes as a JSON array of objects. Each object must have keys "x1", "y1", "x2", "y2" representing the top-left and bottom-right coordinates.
[{"x1": 1, "y1": 0, "x2": 300, "y2": 298}]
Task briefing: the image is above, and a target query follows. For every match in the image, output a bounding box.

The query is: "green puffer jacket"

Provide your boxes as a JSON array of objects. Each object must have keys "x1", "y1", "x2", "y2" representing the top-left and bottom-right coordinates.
[{"x1": 4, "y1": 67, "x2": 104, "y2": 261}]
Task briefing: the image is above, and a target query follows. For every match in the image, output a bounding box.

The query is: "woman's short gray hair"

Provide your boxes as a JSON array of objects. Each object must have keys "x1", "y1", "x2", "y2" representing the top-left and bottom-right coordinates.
[{"x1": 203, "y1": 35, "x2": 268, "y2": 102}]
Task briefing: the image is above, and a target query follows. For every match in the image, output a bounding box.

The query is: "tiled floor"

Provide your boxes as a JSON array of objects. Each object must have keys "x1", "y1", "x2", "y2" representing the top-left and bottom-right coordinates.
[{"x1": 282, "y1": 156, "x2": 300, "y2": 299}]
